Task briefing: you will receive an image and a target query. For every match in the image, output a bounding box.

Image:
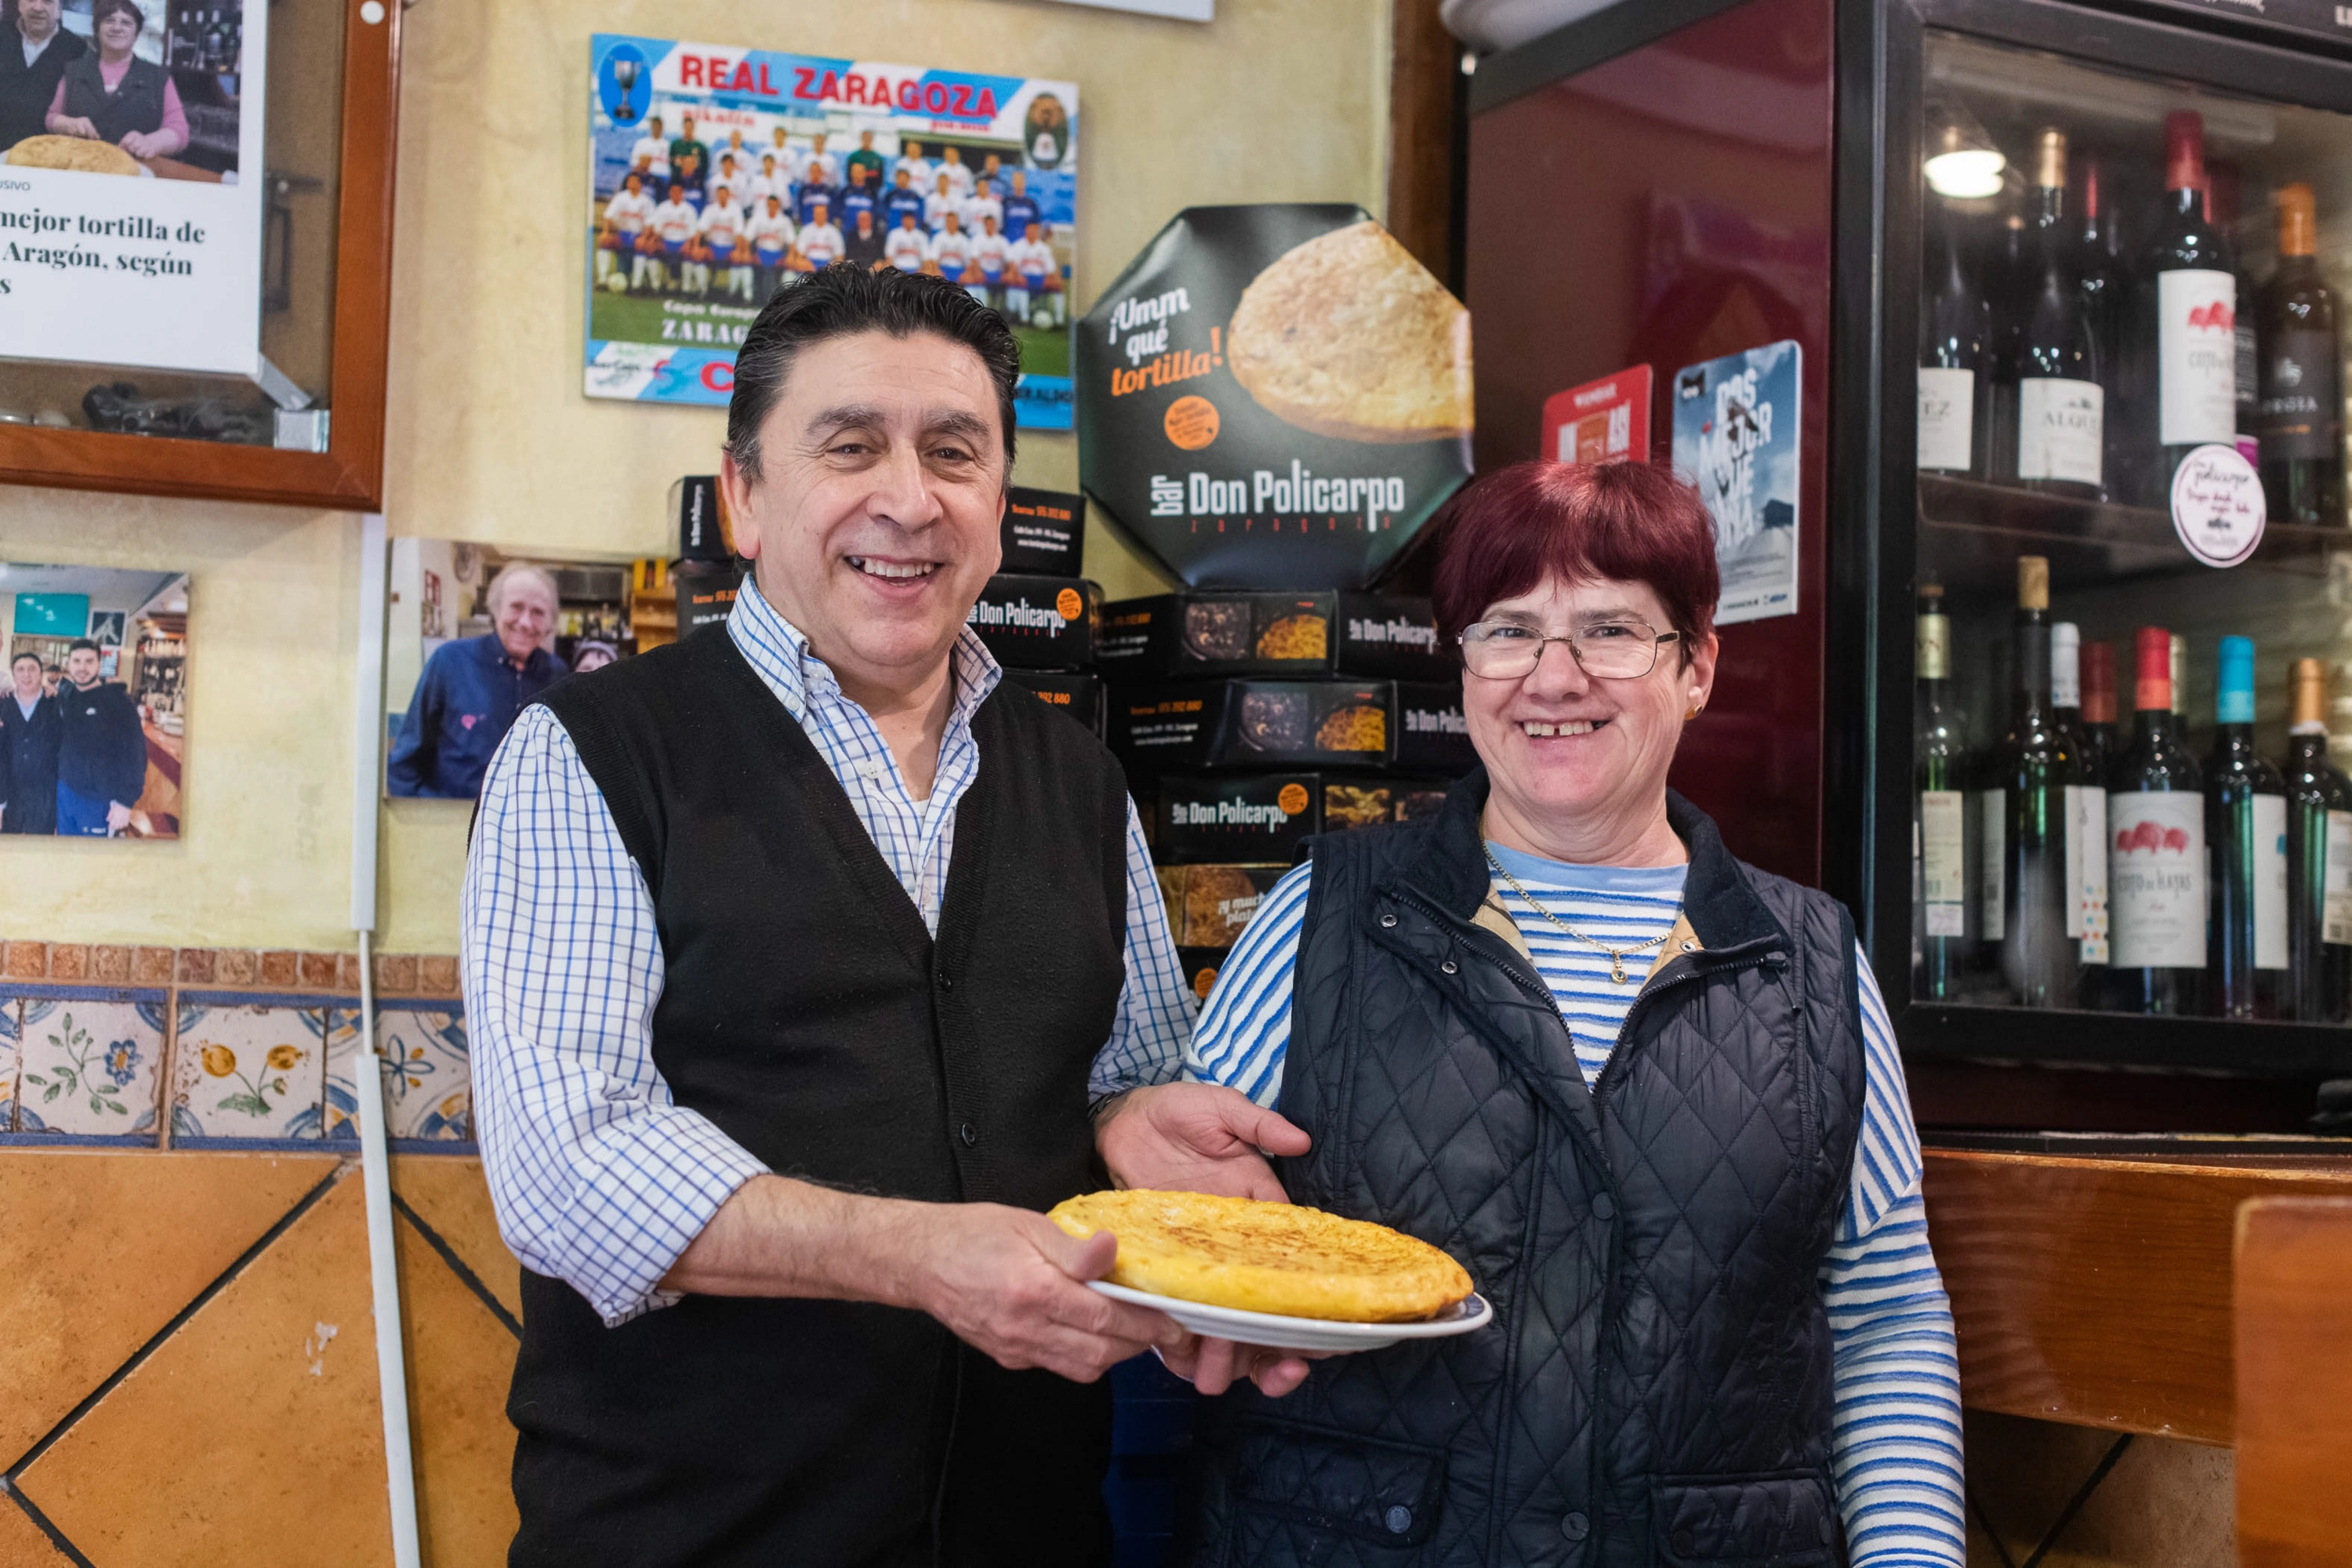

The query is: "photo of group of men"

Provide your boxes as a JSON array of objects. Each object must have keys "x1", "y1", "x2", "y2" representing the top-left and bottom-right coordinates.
[
  {"x1": 0, "y1": 564, "x2": 188, "y2": 842},
  {"x1": 594, "y1": 119, "x2": 1065, "y2": 326}
]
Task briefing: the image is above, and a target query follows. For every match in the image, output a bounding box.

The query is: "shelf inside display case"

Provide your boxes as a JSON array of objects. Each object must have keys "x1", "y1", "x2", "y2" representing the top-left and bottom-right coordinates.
[
  {"x1": 1919, "y1": 475, "x2": 2352, "y2": 587},
  {"x1": 1904, "y1": 1002, "x2": 2352, "y2": 1079}
]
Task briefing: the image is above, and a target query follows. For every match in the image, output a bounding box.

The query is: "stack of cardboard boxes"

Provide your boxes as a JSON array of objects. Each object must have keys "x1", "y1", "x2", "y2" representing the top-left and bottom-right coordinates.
[
  {"x1": 1101, "y1": 590, "x2": 1475, "y2": 999},
  {"x1": 965, "y1": 488, "x2": 1105, "y2": 733}
]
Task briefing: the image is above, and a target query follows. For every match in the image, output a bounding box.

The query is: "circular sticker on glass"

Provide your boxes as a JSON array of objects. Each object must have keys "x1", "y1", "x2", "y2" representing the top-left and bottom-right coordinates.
[{"x1": 2170, "y1": 444, "x2": 2266, "y2": 568}]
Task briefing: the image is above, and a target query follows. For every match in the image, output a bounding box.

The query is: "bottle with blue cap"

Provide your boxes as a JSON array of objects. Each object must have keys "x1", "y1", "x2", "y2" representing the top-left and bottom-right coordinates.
[{"x1": 2206, "y1": 635, "x2": 2288, "y2": 1019}]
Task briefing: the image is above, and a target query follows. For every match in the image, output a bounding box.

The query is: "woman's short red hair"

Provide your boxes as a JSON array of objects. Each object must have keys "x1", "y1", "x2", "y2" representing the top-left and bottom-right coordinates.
[{"x1": 1429, "y1": 460, "x2": 1719, "y2": 650}]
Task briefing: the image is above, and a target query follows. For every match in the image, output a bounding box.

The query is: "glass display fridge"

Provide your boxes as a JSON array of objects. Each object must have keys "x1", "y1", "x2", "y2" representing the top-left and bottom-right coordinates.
[{"x1": 1466, "y1": 0, "x2": 2352, "y2": 1129}]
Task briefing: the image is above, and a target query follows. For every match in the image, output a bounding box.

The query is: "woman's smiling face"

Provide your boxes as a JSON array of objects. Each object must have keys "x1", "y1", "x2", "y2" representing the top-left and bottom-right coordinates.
[
  {"x1": 1462, "y1": 571, "x2": 1716, "y2": 863},
  {"x1": 96, "y1": 7, "x2": 139, "y2": 53}
]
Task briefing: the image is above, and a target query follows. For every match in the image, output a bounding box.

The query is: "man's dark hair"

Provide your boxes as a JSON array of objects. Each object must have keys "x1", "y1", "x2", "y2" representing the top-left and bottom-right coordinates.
[
  {"x1": 11, "y1": 652, "x2": 40, "y2": 669},
  {"x1": 67, "y1": 638, "x2": 100, "y2": 656},
  {"x1": 725, "y1": 263, "x2": 1020, "y2": 487}
]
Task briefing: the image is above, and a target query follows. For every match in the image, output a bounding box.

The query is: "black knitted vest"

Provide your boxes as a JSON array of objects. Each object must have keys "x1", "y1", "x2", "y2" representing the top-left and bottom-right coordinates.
[
  {"x1": 1192, "y1": 776, "x2": 1864, "y2": 1567},
  {"x1": 511, "y1": 629, "x2": 1131, "y2": 1568}
]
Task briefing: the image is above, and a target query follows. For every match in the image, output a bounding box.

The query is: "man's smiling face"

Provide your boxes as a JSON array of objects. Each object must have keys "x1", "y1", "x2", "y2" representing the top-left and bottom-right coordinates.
[{"x1": 724, "y1": 329, "x2": 1005, "y2": 696}]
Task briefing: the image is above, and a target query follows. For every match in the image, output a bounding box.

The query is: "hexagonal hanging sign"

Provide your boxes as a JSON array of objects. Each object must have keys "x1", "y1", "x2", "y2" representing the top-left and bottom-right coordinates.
[{"x1": 1077, "y1": 205, "x2": 1473, "y2": 590}]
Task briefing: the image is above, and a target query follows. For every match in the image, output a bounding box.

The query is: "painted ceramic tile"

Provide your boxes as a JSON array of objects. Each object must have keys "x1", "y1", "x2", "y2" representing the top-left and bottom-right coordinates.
[
  {"x1": 170, "y1": 998, "x2": 330, "y2": 1141},
  {"x1": 0, "y1": 996, "x2": 20, "y2": 1132},
  {"x1": 14, "y1": 995, "x2": 164, "y2": 1138},
  {"x1": 377, "y1": 1006, "x2": 470, "y2": 1142},
  {"x1": 321, "y1": 1007, "x2": 363, "y2": 1144}
]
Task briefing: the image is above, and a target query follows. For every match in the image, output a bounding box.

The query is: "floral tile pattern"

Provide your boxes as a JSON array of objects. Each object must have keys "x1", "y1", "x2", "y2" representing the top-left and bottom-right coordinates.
[
  {"x1": 169, "y1": 996, "x2": 331, "y2": 1142},
  {"x1": 0, "y1": 996, "x2": 20, "y2": 1131},
  {"x1": 12, "y1": 991, "x2": 165, "y2": 1140},
  {"x1": 377, "y1": 1007, "x2": 470, "y2": 1142},
  {"x1": 322, "y1": 1007, "x2": 364, "y2": 1145}
]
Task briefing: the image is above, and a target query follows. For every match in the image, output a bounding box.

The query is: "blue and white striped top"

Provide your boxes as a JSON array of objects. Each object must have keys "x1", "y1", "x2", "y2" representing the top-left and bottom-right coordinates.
[{"x1": 1186, "y1": 846, "x2": 1965, "y2": 1567}]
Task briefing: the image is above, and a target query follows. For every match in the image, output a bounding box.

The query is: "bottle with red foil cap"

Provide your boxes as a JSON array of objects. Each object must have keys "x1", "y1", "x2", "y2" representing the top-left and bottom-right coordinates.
[
  {"x1": 2105, "y1": 626, "x2": 2206, "y2": 1014},
  {"x1": 2145, "y1": 110, "x2": 2238, "y2": 503},
  {"x1": 2078, "y1": 637, "x2": 2119, "y2": 785},
  {"x1": 2075, "y1": 157, "x2": 2126, "y2": 485}
]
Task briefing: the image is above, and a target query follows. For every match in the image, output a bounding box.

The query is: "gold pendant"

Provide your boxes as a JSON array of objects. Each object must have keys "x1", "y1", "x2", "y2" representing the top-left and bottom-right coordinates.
[{"x1": 1610, "y1": 954, "x2": 1628, "y2": 984}]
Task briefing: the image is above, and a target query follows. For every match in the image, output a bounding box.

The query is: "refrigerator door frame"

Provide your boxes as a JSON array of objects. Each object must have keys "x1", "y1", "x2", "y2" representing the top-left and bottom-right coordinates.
[{"x1": 1834, "y1": 0, "x2": 2352, "y2": 1080}]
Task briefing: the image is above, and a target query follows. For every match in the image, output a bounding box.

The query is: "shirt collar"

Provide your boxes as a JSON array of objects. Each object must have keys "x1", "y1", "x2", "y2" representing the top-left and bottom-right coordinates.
[{"x1": 725, "y1": 573, "x2": 1001, "y2": 730}]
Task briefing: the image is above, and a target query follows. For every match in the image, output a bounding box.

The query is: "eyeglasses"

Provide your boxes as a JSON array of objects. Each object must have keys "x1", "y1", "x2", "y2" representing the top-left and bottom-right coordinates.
[{"x1": 1457, "y1": 618, "x2": 1682, "y2": 681}]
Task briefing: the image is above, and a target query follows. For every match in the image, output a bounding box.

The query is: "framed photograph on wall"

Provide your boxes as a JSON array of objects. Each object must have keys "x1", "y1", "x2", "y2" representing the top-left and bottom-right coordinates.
[
  {"x1": 0, "y1": 0, "x2": 268, "y2": 379},
  {"x1": 0, "y1": 561, "x2": 189, "y2": 840},
  {"x1": 584, "y1": 34, "x2": 1078, "y2": 427}
]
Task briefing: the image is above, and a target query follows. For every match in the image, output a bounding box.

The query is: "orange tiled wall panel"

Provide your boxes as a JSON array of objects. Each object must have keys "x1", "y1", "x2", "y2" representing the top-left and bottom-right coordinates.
[{"x1": 0, "y1": 1152, "x2": 521, "y2": 1565}]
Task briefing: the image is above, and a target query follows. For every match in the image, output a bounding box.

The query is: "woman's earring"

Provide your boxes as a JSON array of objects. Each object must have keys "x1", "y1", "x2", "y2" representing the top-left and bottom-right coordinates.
[{"x1": 1684, "y1": 700, "x2": 1704, "y2": 720}]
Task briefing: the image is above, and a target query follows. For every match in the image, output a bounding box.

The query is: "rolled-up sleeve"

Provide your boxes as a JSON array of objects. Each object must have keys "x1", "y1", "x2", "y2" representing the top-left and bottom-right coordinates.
[{"x1": 463, "y1": 706, "x2": 768, "y2": 1327}]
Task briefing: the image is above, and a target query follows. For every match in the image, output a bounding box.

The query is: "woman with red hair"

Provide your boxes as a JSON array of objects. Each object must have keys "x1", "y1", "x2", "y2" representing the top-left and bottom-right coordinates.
[{"x1": 1100, "y1": 461, "x2": 1962, "y2": 1566}]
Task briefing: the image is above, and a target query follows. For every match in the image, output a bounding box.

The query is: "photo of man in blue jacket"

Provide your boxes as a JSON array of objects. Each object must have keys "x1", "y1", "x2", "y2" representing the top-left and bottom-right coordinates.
[
  {"x1": 54, "y1": 640, "x2": 150, "y2": 837},
  {"x1": 387, "y1": 563, "x2": 568, "y2": 799}
]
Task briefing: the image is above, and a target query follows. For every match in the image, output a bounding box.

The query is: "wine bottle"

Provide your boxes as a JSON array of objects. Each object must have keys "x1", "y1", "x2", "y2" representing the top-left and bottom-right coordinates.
[
  {"x1": 2078, "y1": 158, "x2": 2129, "y2": 489},
  {"x1": 2078, "y1": 637, "x2": 2120, "y2": 786},
  {"x1": 2053, "y1": 622, "x2": 2111, "y2": 982},
  {"x1": 2172, "y1": 633, "x2": 2188, "y2": 718},
  {"x1": 1920, "y1": 196, "x2": 1993, "y2": 478},
  {"x1": 1915, "y1": 582, "x2": 1972, "y2": 1000},
  {"x1": 2283, "y1": 658, "x2": 2352, "y2": 1022},
  {"x1": 2206, "y1": 636, "x2": 2288, "y2": 1019},
  {"x1": 1987, "y1": 209, "x2": 2030, "y2": 482},
  {"x1": 2107, "y1": 626, "x2": 2206, "y2": 1014},
  {"x1": 1988, "y1": 558, "x2": 2082, "y2": 1005},
  {"x1": 2209, "y1": 163, "x2": 2263, "y2": 459},
  {"x1": 2259, "y1": 183, "x2": 2344, "y2": 527},
  {"x1": 2012, "y1": 131, "x2": 2106, "y2": 499},
  {"x1": 2149, "y1": 111, "x2": 2239, "y2": 503}
]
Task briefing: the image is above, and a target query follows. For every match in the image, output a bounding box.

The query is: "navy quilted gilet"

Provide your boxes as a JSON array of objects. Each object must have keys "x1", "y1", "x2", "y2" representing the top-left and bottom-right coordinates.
[{"x1": 1189, "y1": 775, "x2": 1866, "y2": 1568}]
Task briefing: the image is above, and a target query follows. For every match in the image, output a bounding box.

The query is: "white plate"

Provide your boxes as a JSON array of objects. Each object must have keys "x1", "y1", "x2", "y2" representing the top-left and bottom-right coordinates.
[{"x1": 1089, "y1": 1282, "x2": 1494, "y2": 1352}]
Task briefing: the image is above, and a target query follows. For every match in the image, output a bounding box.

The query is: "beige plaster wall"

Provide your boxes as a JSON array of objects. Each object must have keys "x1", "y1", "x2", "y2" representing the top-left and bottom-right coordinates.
[{"x1": 2, "y1": 0, "x2": 1392, "y2": 954}]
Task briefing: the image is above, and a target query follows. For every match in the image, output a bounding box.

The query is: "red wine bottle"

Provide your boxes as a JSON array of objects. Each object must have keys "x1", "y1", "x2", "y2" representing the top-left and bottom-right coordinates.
[
  {"x1": 2258, "y1": 183, "x2": 2344, "y2": 527},
  {"x1": 2283, "y1": 658, "x2": 2352, "y2": 1022},
  {"x1": 2147, "y1": 112, "x2": 2238, "y2": 504},
  {"x1": 1920, "y1": 195, "x2": 1993, "y2": 479},
  {"x1": 2106, "y1": 626, "x2": 2206, "y2": 1014},
  {"x1": 2012, "y1": 131, "x2": 2105, "y2": 500},
  {"x1": 2077, "y1": 158, "x2": 2128, "y2": 488},
  {"x1": 2206, "y1": 635, "x2": 2287, "y2": 1019}
]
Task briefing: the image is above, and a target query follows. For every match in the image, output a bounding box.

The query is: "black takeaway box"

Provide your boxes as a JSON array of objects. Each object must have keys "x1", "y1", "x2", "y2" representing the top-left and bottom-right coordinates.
[{"x1": 1076, "y1": 205, "x2": 1473, "y2": 590}]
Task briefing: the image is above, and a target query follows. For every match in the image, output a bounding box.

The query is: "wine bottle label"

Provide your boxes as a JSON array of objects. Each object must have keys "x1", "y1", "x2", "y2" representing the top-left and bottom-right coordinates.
[
  {"x1": 2018, "y1": 378, "x2": 2104, "y2": 485},
  {"x1": 2108, "y1": 791, "x2": 2205, "y2": 968},
  {"x1": 1922, "y1": 789, "x2": 1965, "y2": 937},
  {"x1": 2065, "y1": 784, "x2": 2110, "y2": 963},
  {"x1": 2158, "y1": 269, "x2": 2238, "y2": 447},
  {"x1": 2256, "y1": 793, "x2": 2289, "y2": 970},
  {"x1": 2259, "y1": 326, "x2": 2341, "y2": 461},
  {"x1": 2236, "y1": 318, "x2": 2260, "y2": 412},
  {"x1": 1918, "y1": 368, "x2": 1976, "y2": 471},
  {"x1": 2325, "y1": 809, "x2": 2352, "y2": 946},
  {"x1": 1978, "y1": 790, "x2": 2006, "y2": 941}
]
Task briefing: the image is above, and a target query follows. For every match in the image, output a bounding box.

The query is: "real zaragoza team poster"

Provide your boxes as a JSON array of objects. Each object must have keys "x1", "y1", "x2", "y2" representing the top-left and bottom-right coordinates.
[{"x1": 584, "y1": 35, "x2": 1079, "y2": 428}]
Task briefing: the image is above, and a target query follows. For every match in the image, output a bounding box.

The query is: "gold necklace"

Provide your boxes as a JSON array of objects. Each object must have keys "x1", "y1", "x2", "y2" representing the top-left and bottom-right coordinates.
[{"x1": 1484, "y1": 848, "x2": 1675, "y2": 984}]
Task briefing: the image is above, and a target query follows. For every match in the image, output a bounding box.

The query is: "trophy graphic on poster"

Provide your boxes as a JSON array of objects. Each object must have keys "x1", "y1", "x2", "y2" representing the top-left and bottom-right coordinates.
[{"x1": 611, "y1": 55, "x2": 642, "y2": 124}]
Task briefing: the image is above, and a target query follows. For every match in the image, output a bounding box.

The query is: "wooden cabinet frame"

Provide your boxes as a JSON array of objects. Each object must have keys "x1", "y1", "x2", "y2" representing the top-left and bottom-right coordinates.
[{"x1": 0, "y1": 0, "x2": 401, "y2": 511}]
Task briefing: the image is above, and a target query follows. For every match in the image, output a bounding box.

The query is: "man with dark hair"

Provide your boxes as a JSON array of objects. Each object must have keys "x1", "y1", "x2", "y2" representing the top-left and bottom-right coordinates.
[
  {"x1": 0, "y1": 0, "x2": 86, "y2": 154},
  {"x1": 466, "y1": 267, "x2": 1304, "y2": 1565},
  {"x1": 54, "y1": 639, "x2": 147, "y2": 837},
  {"x1": 0, "y1": 648, "x2": 63, "y2": 835}
]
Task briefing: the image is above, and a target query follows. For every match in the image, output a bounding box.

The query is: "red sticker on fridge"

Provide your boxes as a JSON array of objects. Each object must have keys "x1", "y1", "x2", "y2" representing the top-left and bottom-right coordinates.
[{"x1": 1541, "y1": 365, "x2": 1652, "y2": 466}]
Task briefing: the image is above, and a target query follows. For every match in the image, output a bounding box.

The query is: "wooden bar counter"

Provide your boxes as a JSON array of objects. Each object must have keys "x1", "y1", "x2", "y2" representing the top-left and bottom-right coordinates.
[{"x1": 1922, "y1": 1142, "x2": 2352, "y2": 1446}]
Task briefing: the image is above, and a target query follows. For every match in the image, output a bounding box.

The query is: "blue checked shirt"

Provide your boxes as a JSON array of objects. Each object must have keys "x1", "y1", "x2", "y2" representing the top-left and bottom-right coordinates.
[{"x1": 463, "y1": 580, "x2": 1194, "y2": 1327}]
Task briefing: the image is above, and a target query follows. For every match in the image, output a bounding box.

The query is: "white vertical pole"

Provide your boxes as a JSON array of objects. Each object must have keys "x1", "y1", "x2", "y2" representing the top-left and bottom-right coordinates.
[{"x1": 351, "y1": 512, "x2": 423, "y2": 1568}]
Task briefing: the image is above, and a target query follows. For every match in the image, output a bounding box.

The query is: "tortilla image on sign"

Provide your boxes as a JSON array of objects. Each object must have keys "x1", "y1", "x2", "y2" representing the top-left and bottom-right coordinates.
[
  {"x1": 1228, "y1": 222, "x2": 1472, "y2": 444},
  {"x1": 5, "y1": 136, "x2": 141, "y2": 177},
  {"x1": 1078, "y1": 205, "x2": 1473, "y2": 590}
]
